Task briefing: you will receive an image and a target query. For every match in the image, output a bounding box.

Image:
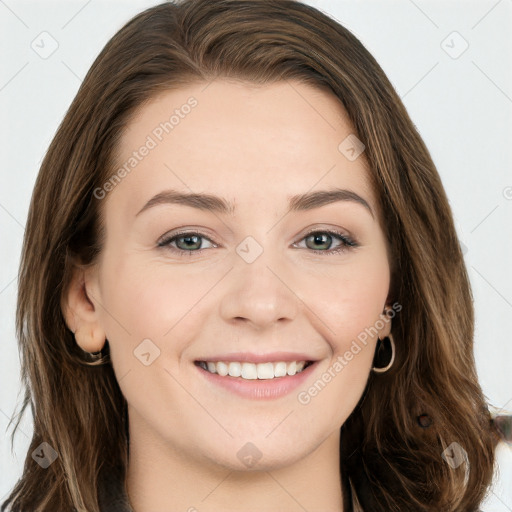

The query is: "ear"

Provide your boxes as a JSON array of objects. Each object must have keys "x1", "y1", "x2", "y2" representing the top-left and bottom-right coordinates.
[{"x1": 61, "y1": 265, "x2": 106, "y2": 353}]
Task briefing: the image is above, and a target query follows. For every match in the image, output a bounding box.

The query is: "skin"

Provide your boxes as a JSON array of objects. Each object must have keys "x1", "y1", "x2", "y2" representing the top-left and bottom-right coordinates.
[{"x1": 64, "y1": 79, "x2": 391, "y2": 512}]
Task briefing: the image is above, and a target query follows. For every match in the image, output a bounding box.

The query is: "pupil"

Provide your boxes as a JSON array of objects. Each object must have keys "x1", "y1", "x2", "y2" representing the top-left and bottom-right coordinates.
[
  {"x1": 181, "y1": 235, "x2": 200, "y2": 249},
  {"x1": 308, "y1": 233, "x2": 331, "y2": 250}
]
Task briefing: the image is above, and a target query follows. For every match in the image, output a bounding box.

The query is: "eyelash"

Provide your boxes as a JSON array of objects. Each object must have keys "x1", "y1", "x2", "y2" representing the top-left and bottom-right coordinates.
[{"x1": 157, "y1": 229, "x2": 358, "y2": 257}]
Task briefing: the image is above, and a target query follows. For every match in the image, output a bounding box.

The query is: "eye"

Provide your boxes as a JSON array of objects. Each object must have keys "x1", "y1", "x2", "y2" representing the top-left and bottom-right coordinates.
[
  {"x1": 293, "y1": 229, "x2": 357, "y2": 255},
  {"x1": 157, "y1": 228, "x2": 357, "y2": 257},
  {"x1": 158, "y1": 231, "x2": 216, "y2": 255}
]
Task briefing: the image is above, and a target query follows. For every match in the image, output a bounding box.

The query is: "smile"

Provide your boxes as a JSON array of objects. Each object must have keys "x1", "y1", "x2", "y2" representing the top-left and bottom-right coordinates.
[
  {"x1": 194, "y1": 357, "x2": 318, "y2": 400},
  {"x1": 195, "y1": 360, "x2": 313, "y2": 380}
]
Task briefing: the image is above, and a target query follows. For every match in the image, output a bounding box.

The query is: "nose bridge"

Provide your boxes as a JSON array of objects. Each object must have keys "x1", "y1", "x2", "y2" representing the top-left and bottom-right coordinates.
[{"x1": 218, "y1": 238, "x2": 298, "y2": 327}]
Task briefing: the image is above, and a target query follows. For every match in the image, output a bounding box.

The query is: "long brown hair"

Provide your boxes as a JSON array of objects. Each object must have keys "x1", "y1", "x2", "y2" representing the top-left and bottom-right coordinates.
[{"x1": 3, "y1": 1, "x2": 500, "y2": 510}]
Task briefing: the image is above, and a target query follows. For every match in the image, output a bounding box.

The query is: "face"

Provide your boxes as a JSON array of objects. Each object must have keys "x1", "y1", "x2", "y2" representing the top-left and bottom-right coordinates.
[{"x1": 80, "y1": 79, "x2": 391, "y2": 472}]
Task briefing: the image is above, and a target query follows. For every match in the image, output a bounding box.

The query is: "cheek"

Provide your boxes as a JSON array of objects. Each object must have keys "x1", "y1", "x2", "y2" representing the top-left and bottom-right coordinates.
[
  {"x1": 296, "y1": 253, "x2": 389, "y2": 398},
  {"x1": 95, "y1": 253, "x2": 224, "y2": 368},
  {"x1": 296, "y1": 279, "x2": 384, "y2": 426},
  {"x1": 298, "y1": 255, "x2": 390, "y2": 344}
]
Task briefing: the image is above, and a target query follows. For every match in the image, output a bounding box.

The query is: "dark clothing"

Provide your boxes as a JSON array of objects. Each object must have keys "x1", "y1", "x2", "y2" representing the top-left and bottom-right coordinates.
[{"x1": 97, "y1": 469, "x2": 133, "y2": 512}]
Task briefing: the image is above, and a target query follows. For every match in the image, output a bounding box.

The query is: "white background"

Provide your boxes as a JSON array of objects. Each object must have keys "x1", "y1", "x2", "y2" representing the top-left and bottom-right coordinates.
[{"x1": 1, "y1": 0, "x2": 511, "y2": 509}]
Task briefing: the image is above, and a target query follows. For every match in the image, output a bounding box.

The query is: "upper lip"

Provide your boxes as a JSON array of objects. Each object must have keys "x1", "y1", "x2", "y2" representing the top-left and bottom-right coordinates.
[{"x1": 195, "y1": 352, "x2": 318, "y2": 364}]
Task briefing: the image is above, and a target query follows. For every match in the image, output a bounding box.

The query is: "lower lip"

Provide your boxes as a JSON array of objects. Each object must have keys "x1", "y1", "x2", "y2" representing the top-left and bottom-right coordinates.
[{"x1": 195, "y1": 362, "x2": 318, "y2": 400}]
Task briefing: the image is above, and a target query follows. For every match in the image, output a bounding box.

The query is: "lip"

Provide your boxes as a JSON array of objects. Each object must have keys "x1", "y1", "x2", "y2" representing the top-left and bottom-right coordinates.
[
  {"x1": 195, "y1": 359, "x2": 319, "y2": 400},
  {"x1": 196, "y1": 352, "x2": 318, "y2": 364}
]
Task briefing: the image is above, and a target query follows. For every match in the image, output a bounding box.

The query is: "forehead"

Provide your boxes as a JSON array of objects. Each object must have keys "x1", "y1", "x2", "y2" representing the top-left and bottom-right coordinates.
[{"x1": 110, "y1": 79, "x2": 374, "y2": 215}]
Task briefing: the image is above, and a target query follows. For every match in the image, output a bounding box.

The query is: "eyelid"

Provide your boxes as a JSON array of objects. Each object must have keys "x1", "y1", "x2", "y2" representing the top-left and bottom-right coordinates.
[
  {"x1": 291, "y1": 227, "x2": 357, "y2": 253},
  {"x1": 157, "y1": 227, "x2": 218, "y2": 247},
  {"x1": 298, "y1": 225, "x2": 354, "y2": 241},
  {"x1": 158, "y1": 226, "x2": 358, "y2": 257}
]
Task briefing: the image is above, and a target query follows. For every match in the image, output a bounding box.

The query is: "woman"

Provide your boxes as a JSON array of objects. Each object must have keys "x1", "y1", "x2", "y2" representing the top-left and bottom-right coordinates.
[{"x1": 3, "y1": 0, "x2": 507, "y2": 510}]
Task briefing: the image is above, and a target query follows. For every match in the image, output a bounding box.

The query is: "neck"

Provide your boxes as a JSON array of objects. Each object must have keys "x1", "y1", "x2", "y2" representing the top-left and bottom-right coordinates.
[{"x1": 125, "y1": 418, "x2": 344, "y2": 512}]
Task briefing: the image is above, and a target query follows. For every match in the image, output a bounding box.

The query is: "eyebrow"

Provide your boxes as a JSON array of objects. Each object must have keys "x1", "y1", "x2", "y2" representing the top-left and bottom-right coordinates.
[{"x1": 135, "y1": 187, "x2": 374, "y2": 218}]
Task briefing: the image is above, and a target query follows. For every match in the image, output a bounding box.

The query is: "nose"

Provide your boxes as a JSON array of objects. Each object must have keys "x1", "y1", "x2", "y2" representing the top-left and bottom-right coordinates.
[{"x1": 218, "y1": 248, "x2": 299, "y2": 330}]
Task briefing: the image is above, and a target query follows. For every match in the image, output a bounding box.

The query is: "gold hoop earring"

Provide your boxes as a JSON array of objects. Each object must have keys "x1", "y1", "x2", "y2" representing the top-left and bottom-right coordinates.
[
  {"x1": 372, "y1": 333, "x2": 395, "y2": 373},
  {"x1": 72, "y1": 327, "x2": 109, "y2": 366},
  {"x1": 80, "y1": 346, "x2": 110, "y2": 366}
]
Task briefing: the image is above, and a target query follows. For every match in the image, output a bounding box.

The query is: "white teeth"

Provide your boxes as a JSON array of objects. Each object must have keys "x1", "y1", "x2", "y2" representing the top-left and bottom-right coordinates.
[
  {"x1": 241, "y1": 362, "x2": 258, "y2": 380},
  {"x1": 228, "y1": 361, "x2": 242, "y2": 377},
  {"x1": 200, "y1": 360, "x2": 310, "y2": 379},
  {"x1": 257, "y1": 362, "x2": 275, "y2": 379},
  {"x1": 274, "y1": 361, "x2": 287, "y2": 377},
  {"x1": 217, "y1": 361, "x2": 229, "y2": 376}
]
